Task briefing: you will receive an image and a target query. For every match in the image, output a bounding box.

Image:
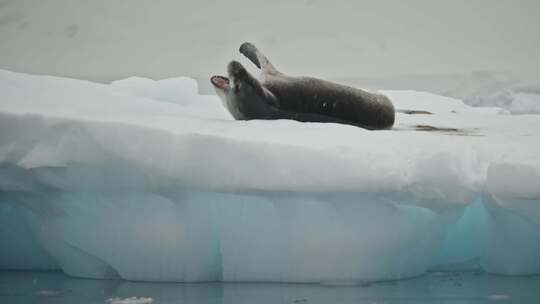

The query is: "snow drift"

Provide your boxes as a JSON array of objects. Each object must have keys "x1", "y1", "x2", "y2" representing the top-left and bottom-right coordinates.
[{"x1": 1, "y1": 69, "x2": 540, "y2": 282}]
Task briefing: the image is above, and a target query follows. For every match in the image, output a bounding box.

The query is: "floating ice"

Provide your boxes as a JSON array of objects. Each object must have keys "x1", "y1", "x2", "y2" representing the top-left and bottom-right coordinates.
[
  {"x1": 1, "y1": 69, "x2": 540, "y2": 282},
  {"x1": 106, "y1": 297, "x2": 153, "y2": 304},
  {"x1": 37, "y1": 289, "x2": 62, "y2": 296},
  {"x1": 488, "y1": 294, "x2": 511, "y2": 301}
]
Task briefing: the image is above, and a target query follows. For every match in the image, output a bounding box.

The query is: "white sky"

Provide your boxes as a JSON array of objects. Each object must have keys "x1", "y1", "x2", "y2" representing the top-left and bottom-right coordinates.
[{"x1": 0, "y1": 0, "x2": 538, "y2": 83}]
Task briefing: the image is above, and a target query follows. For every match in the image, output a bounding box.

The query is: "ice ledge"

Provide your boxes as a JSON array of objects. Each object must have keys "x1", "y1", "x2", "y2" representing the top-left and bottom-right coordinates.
[
  {"x1": 2, "y1": 188, "x2": 540, "y2": 282},
  {"x1": 1, "y1": 70, "x2": 540, "y2": 282}
]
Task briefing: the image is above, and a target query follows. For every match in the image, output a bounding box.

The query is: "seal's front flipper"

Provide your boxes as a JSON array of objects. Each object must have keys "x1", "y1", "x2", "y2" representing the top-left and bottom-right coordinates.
[
  {"x1": 239, "y1": 42, "x2": 280, "y2": 75},
  {"x1": 239, "y1": 43, "x2": 262, "y2": 68}
]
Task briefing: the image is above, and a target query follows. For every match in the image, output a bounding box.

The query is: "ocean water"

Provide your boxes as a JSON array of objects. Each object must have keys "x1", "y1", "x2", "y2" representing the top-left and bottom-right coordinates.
[{"x1": 1, "y1": 271, "x2": 539, "y2": 304}]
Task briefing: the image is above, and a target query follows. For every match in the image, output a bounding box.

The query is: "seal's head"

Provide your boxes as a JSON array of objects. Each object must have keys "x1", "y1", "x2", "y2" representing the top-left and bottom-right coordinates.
[
  {"x1": 211, "y1": 61, "x2": 257, "y2": 92},
  {"x1": 211, "y1": 61, "x2": 277, "y2": 120},
  {"x1": 210, "y1": 60, "x2": 250, "y2": 99}
]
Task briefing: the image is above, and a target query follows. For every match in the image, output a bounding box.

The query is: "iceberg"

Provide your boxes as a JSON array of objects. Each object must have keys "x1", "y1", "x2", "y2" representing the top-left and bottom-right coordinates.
[
  {"x1": 1, "y1": 69, "x2": 539, "y2": 282},
  {"x1": 464, "y1": 86, "x2": 540, "y2": 114}
]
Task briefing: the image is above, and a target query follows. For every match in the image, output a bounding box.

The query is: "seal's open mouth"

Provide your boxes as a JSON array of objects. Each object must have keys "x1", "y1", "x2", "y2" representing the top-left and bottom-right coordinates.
[{"x1": 210, "y1": 75, "x2": 230, "y2": 90}]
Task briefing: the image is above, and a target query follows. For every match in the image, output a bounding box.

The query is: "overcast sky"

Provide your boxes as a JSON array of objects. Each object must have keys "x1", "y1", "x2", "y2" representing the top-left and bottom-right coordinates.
[{"x1": 0, "y1": 0, "x2": 539, "y2": 83}]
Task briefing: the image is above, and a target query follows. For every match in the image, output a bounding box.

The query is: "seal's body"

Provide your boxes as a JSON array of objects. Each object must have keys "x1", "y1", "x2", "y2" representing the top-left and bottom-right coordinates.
[{"x1": 211, "y1": 43, "x2": 395, "y2": 130}]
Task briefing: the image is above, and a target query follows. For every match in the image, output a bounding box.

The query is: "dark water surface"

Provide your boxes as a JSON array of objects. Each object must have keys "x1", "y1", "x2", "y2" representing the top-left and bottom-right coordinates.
[{"x1": 1, "y1": 271, "x2": 539, "y2": 304}]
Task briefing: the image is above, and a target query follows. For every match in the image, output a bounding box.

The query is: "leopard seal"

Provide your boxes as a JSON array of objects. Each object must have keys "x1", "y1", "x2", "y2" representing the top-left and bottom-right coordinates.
[{"x1": 210, "y1": 42, "x2": 395, "y2": 130}]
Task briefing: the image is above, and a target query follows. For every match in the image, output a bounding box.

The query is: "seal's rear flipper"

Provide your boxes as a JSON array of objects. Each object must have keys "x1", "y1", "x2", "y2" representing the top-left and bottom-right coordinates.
[{"x1": 239, "y1": 42, "x2": 280, "y2": 75}]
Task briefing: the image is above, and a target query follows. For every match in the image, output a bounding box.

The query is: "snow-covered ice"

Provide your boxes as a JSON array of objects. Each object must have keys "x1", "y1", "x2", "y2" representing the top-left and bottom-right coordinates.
[
  {"x1": 1, "y1": 69, "x2": 540, "y2": 282},
  {"x1": 465, "y1": 86, "x2": 540, "y2": 114}
]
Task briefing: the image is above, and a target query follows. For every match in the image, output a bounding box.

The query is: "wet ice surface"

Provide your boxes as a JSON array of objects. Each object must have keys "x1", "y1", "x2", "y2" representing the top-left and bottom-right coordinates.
[{"x1": 1, "y1": 271, "x2": 539, "y2": 304}]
